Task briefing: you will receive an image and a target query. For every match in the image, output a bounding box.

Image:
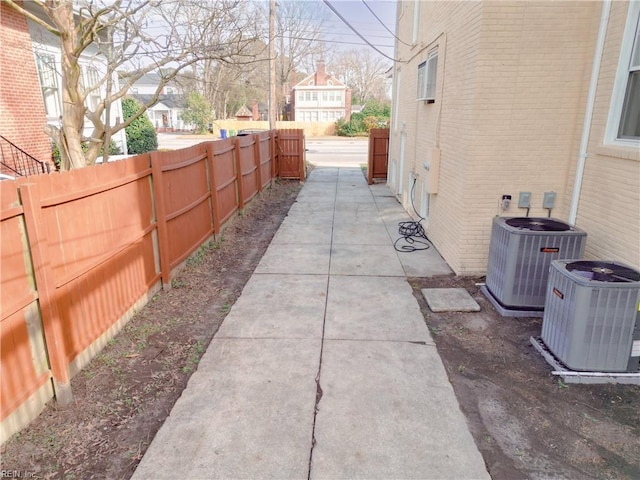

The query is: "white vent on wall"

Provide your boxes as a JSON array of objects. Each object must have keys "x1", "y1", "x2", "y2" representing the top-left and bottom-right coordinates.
[
  {"x1": 483, "y1": 217, "x2": 587, "y2": 316},
  {"x1": 542, "y1": 260, "x2": 640, "y2": 373}
]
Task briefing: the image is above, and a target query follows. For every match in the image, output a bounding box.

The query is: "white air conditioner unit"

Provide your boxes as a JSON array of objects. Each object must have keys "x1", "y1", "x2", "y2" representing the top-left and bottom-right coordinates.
[
  {"x1": 482, "y1": 217, "x2": 587, "y2": 317},
  {"x1": 541, "y1": 260, "x2": 640, "y2": 373}
]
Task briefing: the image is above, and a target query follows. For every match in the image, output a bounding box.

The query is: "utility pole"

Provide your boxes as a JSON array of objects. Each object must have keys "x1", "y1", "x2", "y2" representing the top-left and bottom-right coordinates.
[{"x1": 269, "y1": 0, "x2": 277, "y2": 129}]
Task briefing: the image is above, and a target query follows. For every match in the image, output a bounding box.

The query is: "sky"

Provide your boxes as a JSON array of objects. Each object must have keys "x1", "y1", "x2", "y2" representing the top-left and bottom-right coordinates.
[{"x1": 309, "y1": 0, "x2": 398, "y2": 61}]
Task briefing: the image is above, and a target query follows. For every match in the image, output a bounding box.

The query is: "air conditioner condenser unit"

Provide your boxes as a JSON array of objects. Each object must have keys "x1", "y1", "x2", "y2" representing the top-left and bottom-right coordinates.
[
  {"x1": 482, "y1": 217, "x2": 587, "y2": 317},
  {"x1": 541, "y1": 260, "x2": 640, "y2": 373}
]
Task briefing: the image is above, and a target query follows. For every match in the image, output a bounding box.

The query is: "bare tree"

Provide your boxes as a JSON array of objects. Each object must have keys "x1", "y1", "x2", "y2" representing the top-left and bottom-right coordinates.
[
  {"x1": 333, "y1": 48, "x2": 390, "y2": 105},
  {"x1": 274, "y1": 0, "x2": 327, "y2": 116},
  {"x1": 3, "y1": 0, "x2": 259, "y2": 170}
]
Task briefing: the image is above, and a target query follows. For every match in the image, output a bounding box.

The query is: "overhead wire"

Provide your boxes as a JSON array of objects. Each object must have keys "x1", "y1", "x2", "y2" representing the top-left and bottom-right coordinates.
[
  {"x1": 321, "y1": 0, "x2": 397, "y2": 62},
  {"x1": 361, "y1": 0, "x2": 411, "y2": 46}
]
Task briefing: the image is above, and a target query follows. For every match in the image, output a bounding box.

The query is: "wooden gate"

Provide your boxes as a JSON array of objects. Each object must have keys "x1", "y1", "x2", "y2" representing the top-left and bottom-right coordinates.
[
  {"x1": 276, "y1": 129, "x2": 305, "y2": 181},
  {"x1": 367, "y1": 128, "x2": 389, "y2": 185}
]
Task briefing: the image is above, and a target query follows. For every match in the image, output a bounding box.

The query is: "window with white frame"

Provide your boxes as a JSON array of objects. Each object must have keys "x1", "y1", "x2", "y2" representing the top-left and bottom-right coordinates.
[
  {"x1": 607, "y1": 3, "x2": 640, "y2": 143},
  {"x1": 618, "y1": 13, "x2": 640, "y2": 139},
  {"x1": 36, "y1": 53, "x2": 61, "y2": 118},
  {"x1": 82, "y1": 65, "x2": 102, "y2": 112},
  {"x1": 417, "y1": 49, "x2": 438, "y2": 101}
]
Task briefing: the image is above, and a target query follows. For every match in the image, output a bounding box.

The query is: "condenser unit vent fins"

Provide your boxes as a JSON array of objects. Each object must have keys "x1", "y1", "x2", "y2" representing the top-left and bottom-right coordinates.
[
  {"x1": 541, "y1": 260, "x2": 640, "y2": 373},
  {"x1": 485, "y1": 217, "x2": 587, "y2": 312}
]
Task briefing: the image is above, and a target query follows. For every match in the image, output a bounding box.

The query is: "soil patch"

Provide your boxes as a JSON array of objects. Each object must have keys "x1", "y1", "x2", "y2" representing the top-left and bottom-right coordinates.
[
  {"x1": 1, "y1": 179, "x2": 302, "y2": 480},
  {"x1": 410, "y1": 275, "x2": 640, "y2": 480}
]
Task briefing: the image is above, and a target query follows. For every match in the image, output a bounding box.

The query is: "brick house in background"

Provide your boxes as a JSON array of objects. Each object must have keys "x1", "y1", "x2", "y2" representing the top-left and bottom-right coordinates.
[
  {"x1": 0, "y1": 2, "x2": 52, "y2": 167},
  {"x1": 291, "y1": 60, "x2": 352, "y2": 122},
  {"x1": 389, "y1": 1, "x2": 639, "y2": 275}
]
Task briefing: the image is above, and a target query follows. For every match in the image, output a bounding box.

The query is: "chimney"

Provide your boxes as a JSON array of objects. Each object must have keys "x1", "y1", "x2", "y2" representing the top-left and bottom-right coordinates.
[
  {"x1": 252, "y1": 101, "x2": 259, "y2": 121},
  {"x1": 316, "y1": 59, "x2": 327, "y2": 85}
]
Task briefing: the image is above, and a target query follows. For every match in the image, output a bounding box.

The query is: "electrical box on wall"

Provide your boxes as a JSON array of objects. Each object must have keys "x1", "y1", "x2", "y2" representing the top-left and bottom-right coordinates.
[{"x1": 423, "y1": 148, "x2": 440, "y2": 194}]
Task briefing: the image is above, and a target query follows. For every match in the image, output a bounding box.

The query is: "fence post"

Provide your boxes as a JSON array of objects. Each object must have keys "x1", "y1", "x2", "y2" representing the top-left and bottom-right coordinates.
[
  {"x1": 299, "y1": 130, "x2": 306, "y2": 181},
  {"x1": 234, "y1": 138, "x2": 245, "y2": 211},
  {"x1": 253, "y1": 134, "x2": 263, "y2": 192},
  {"x1": 150, "y1": 151, "x2": 172, "y2": 288},
  {"x1": 18, "y1": 182, "x2": 73, "y2": 406},
  {"x1": 271, "y1": 130, "x2": 278, "y2": 178},
  {"x1": 206, "y1": 142, "x2": 221, "y2": 235}
]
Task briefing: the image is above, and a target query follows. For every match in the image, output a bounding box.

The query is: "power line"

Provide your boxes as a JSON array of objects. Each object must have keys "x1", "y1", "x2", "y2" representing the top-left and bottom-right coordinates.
[
  {"x1": 361, "y1": 0, "x2": 410, "y2": 46},
  {"x1": 321, "y1": 0, "x2": 396, "y2": 62}
]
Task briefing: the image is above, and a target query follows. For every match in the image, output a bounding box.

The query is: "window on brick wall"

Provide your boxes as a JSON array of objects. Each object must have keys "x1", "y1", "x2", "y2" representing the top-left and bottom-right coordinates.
[
  {"x1": 607, "y1": 3, "x2": 640, "y2": 143},
  {"x1": 36, "y1": 53, "x2": 61, "y2": 119},
  {"x1": 417, "y1": 49, "x2": 438, "y2": 101},
  {"x1": 618, "y1": 15, "x2": 640, "y2": 139}
]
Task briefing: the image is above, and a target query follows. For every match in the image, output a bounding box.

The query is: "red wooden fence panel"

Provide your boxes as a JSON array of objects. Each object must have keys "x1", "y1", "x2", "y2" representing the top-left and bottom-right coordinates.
[
  {"x1": 211, "y1": 139, "x2": 240, "y2": 227},
  {"x1": 236, "y1": 135, "x2": 260, "y2": 205},
  {"x1": 32, "y1": 157, "x2": 160, "y2": 371},
  {"x1": 257, "y1": 131, "x2": 273, "y2": 189},
  {"x1": 151, "y1": 144, "x2": 213, "y2": 280},
  {"x1": 0, "y1": 181, "x2": 51, "y2": 424}
]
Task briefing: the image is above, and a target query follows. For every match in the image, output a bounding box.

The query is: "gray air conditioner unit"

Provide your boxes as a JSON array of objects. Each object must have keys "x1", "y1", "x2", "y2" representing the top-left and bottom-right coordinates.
[
  {"x1": 541, "y1": 260, "x2": 640, "y2": 373},
  {"x1": 482, "y1": 217, "x2": 587, "y2": 317}
]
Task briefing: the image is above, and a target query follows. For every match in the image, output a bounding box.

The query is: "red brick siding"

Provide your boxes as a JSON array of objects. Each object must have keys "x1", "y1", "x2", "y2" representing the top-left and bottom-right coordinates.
[{"x1": 0, "y1": 2, "x2": 52, "y2": 163}]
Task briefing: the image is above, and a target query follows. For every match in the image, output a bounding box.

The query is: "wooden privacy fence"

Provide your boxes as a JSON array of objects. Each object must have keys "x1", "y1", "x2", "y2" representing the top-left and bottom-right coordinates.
[
  {"x1": 0, "y1": 129, "x2": 305, "y2": 443},
  {"x1": 367, "y1": 128, "x2": 389, "y2": 185}
]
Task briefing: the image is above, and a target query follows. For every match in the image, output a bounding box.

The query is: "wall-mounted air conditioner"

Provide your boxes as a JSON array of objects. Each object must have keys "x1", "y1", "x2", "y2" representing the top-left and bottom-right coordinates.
[
  {"x1": 541, "y1": 260, "x2": 640, "y2": 373},
  {"x1": 482, "y1": 217, "x2": 587, "y2": 317}
]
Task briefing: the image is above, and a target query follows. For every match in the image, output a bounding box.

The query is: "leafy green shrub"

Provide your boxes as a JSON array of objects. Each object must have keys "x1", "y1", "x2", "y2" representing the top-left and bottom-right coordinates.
[
  {"x1": 180, "y1": 92, "x2": 213, "y2": 134},
  {"x1": 122, "y1": 97, "x2": 158, "y2": 154}
]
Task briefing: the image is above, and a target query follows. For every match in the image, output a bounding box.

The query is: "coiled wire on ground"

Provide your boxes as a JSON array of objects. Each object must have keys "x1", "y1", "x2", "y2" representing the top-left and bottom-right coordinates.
[{"x1": 393, "y1": 177, "x2": 431, "y2": 252}]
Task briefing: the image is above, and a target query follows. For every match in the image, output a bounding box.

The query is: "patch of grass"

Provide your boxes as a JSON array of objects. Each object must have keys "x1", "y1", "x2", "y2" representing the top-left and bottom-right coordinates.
[
  {"x1": 220, "y1": 304, "x2": 231, "y2": 314},
  {"x1": 171, "y1": 278, "x2": 186, "y2": 289},
  {"x1": 182, "y1": 340, "x2": 206, "y2": 374},
  {"x1": 556, "y1": 378, "x2": 569, "y2": 389}
]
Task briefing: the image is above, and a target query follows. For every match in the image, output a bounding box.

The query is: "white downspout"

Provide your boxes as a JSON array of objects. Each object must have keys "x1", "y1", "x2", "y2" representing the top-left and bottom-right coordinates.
[{"x1": 569, "y1": 0, "x2": 611, "y2": 224}]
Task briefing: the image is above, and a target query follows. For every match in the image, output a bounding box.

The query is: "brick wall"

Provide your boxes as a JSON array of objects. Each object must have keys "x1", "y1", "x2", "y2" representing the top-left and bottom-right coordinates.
[
  {"x1": 575, "y1": 1, "x2": 640, "y2": 269},
  {"x1": 0, "y1": 2, "x2": 52, "y2": 164},
  {"x1": 388, "y1": 1, "x2": 635, "y2": 275}
]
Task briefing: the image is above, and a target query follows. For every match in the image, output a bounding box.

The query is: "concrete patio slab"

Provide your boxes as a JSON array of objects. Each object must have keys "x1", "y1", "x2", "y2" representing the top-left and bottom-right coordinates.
[
  {"x1": 132, "y1": 338, "x2": 320, "y2": 480},
  {"x1": 255, "y1": 244, "x2": 331, "y2": 275},
  {"x1": 329, "y1": 245, "x2": 405, "y2": 277},
  {"x1": 397, "y1": 247, "x2": 455, "y2": 277},
  {"x1": 331, "y1": 221, "x2": 391, "y2": 246},
  {"x1": 310, "y1": 340, "x2": 490, "y2": 480},
  {"x1": 215, "y1": 274, "x2": 328, "y2": 339},
  {"x1": 422, "y1": 288, "x2": 481, "y2": 312},
  {"x1": 324, "y1": 275, "x2": 433, "y2": 343},
  {"x1": 272, "y1": 220, "x2": 333, "y2": 245}
]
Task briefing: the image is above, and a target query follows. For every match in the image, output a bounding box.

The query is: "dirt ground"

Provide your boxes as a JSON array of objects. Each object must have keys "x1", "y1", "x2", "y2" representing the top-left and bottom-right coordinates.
[
  {"x1": 410, "y1": 275, "x2": 640, "y2": 480},
  {"x1": 2, "y1": 175, "x2": 639, "y2": 480},
  {"x1": 1, "y1": 179, "x2": 302, "y2": 480}
]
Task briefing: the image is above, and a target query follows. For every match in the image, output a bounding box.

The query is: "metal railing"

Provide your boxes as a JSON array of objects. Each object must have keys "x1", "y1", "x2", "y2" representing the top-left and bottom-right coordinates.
[{"x1": 0, "y1": 134, "x2": 51, "y2": 177}]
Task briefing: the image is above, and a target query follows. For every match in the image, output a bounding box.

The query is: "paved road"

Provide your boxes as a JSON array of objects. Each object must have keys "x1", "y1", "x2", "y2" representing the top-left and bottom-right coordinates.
[{"x1": 305, "y1": 137, "x2": 368, "y2": 168}]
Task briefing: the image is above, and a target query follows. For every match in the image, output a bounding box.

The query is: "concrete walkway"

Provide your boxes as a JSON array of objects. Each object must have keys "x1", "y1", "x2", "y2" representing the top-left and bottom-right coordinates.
[{"x1": 132, "y1": 167, "x2": 489, "y2": 480}]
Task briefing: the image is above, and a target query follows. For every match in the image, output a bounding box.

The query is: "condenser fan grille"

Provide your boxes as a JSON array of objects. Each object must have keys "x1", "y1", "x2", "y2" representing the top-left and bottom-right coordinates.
[
  {"x1": 566, "y1": 261, "x2": 640, "y2": 283},
  {"x1": 505, "y1": 218, "x2": 571, "y2": 232}
]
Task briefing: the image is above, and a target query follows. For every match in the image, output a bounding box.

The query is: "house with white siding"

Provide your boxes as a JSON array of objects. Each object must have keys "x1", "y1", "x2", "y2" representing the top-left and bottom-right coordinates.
[{"x1": 291, "y1": 60, "x2": 352, "y2": 122}]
